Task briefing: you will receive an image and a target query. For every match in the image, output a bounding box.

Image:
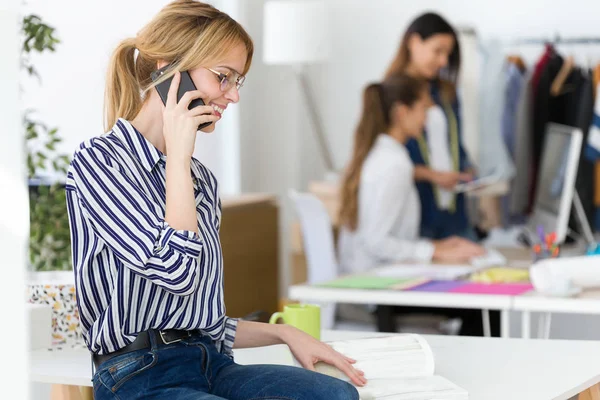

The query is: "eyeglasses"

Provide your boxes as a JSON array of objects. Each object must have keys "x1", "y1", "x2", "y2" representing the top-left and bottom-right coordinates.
[{"x1": 206, "y1": 68, "x2": 246, "y2": 92}]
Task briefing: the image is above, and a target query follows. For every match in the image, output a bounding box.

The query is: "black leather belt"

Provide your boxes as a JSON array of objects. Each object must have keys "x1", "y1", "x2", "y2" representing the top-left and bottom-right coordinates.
[{"x1": 92, "y1": 329, "x2": 195, "y2": 369}]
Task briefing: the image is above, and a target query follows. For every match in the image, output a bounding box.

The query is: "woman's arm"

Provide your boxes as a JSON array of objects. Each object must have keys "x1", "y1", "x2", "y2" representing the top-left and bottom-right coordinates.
[
  {"x1": 414, "y1": 165, "x2": 471, "y2": 190},
  {"x1": 165, "y1": 155, "x2": 198, "y2": 233},
  {"x1": 232, "y1": 320, "x2": 286, "y2": 348},
  {"x1": 233, "y1": 321, "x2": 367, "y2": 386},
  {"x1": 414, "y1": 165, "x2": 435, "y2": 182},
  {"x1": 69, "y1": 147, "x2": 203, "y2": 296}
]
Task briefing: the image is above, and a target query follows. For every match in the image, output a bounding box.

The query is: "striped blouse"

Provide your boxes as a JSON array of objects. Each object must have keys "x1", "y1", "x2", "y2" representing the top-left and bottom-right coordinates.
[{"x1": 65, "y1": 118, "x2": 236, "y2": 356}]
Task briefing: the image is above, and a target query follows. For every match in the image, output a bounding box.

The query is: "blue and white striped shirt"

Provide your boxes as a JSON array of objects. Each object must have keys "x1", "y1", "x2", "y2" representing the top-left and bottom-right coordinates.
[{"x1": 65, "y1": 118, "x2": 237, "y2": 356}]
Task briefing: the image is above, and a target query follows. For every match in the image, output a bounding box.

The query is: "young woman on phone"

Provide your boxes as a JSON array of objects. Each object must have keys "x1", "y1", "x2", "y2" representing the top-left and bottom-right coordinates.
[
  {"x1": 65, "y1": 1, "x2": 364, "y2": 398},
  {"x1": 338, "y1": 75, "x2": 489, "y2": 336},
  {"x1": 385, "y1": 12, "x2": 477, "y2": 240}
]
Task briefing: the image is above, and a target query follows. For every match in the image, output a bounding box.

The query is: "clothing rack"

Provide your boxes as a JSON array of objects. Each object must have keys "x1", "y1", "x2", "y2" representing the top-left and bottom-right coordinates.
[{"x1": 508, "y1": 36, "x2": 600, "y2": 46}]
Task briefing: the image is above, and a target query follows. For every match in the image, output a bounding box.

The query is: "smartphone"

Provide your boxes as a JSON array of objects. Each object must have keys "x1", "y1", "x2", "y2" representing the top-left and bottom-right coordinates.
[{"x1": 150, "y1": 65, "x2": 213, "y2": 130}]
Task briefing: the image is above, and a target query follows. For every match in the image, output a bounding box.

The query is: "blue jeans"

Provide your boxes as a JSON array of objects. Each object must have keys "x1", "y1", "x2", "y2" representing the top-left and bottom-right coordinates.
[{"x1": 92, "y1": 331, "x2": 359, "y2": 400}]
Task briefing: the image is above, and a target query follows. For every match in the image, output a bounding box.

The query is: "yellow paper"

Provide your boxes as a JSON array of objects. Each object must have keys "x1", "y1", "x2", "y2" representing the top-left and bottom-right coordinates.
[{"x1": 469, "y1": 268, "x2": 530, "y2": 283}]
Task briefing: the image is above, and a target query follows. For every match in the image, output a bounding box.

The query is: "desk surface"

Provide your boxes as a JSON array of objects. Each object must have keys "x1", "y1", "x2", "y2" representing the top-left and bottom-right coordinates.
[
  {"x1": 29, "y1": 331, "x2": 600, "y2": 400},
  {"x1": 291, "y1": 247, "x2": 600, "y2": 316},
  {"x1": 513, "y1": 288, "x2": 600, "y2": 314},
  {"x1": 289, "y1": 284, "x2": 514, "y2": 310}
]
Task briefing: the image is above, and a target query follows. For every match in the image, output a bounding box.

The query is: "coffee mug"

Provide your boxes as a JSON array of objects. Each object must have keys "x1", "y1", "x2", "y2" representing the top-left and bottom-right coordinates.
[{"x1": 269, "y1": 304, "x2": 321, "y2": 340}]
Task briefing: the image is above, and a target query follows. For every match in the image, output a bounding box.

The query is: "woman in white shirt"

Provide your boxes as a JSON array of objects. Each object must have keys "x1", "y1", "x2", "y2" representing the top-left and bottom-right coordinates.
[
  {"x1": 338, "y1": 76, "x2": 484, "y2": 274},
  {"x1": 337, "y1": 75, "x2": 493, "y2": 337}
]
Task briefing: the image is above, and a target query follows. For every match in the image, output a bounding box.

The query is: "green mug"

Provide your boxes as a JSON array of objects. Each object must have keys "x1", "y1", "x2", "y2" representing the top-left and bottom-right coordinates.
[{"x1": 269, "y1": 304, "x2": 321, "y2": 340}]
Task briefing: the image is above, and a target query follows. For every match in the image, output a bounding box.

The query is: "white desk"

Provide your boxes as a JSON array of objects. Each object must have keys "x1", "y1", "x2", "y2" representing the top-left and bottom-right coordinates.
[
  {"x1": 289, "y1": 284, "x2": 514, "y2": 337},
  {"x1": 30, "y1": 330, "x2": 600, "y2": 400},
  {"x1": 513, "y1": 289, "x2": 600, "y2": 339}
]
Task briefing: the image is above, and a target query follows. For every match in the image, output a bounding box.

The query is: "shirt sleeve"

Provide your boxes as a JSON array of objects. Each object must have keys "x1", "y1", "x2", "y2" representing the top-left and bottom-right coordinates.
[
  {"x1": 68, "y1": 146, "x2": 203, "y2": 296},
  {"x1": 206, "y1": 316, "x2": 238, "y2": 359},
  {"x1": 362, "y1": 166, "x2": 435, "y2": 263}
]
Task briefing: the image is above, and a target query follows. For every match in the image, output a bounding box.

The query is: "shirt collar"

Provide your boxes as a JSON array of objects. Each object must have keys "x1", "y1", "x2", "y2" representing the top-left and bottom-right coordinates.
[
  {"x1": 376, "y1": 133, "x2": 405, "y2": 151},
  {"x1": 112, "y1": 118, "x2": 208, "y2": 185},
  {"x1": 112, "y1": 118, "x2": 162, "y2": 172}
]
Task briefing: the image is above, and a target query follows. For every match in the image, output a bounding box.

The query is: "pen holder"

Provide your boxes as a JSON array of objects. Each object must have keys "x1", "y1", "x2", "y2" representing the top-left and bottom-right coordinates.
[{"x1": 532, "y1": 250, "x2": 560, "y2": 264}]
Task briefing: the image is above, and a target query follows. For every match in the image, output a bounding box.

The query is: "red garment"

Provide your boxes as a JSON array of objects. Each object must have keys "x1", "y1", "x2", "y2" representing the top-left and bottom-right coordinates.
[
  {"x1": 531, "y1": 44, "x2": 554, "y2": 96},
  {"x1": 526, "y1": 45, "x2": 554, "y2": 214}
]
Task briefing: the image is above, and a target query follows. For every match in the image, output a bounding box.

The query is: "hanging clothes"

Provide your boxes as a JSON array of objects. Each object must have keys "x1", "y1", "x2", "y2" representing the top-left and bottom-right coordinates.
[
  {"x1": 502, "y1": 62, "x2": 526, "y2": 160},
  {"x1": 533, "y1": 53, "x2": 596, "y2": 226},
  {"x1": 593, "y1": 63, "x2": 600, "y2": 215},
  {"x1": 531, "y1": 44, "x2": 555, "y2": 98},
  {"x1": 584, "y1": 81, "x2": 600, "y2": 229},
  {"x1": 510, "y1": 69, "x2": 534, "y2": 217},
  {"x1": 478, "y1": 39, "x2": 515, "y2": 181},
  {"x1": 561, "y1": 68, "x2": 595, "y2": 227},
  {"x1": 529, "y1": 51, "x2": 563, "y2": 212},
  {"x1": 501, "y1": 61, "x2": 526, "y2": 225},
  {"x1": 457, "y1": 30, "x2": 481, "y2": 169},
  {"x1": 594, "y1": 63, "x2": 600, "y2": 91}
]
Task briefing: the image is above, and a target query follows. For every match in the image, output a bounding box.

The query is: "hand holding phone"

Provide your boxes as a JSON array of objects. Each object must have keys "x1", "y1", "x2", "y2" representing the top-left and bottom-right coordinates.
[
  {"x1": 151, "y1": 65, "x2": 214, "y2": 130},
  {"x1": 154, "y1": 69, "x2": 219, "y2": 159}
]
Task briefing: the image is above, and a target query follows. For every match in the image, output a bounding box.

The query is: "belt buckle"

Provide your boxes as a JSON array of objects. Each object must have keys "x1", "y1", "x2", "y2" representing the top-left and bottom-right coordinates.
[{"x1": 159, "y1": 330, "x2": 188, "y2": 345}]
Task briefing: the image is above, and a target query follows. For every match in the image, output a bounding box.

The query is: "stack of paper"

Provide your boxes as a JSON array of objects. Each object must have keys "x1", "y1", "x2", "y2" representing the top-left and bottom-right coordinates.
[
  {"x1": 315, "y1": 335, "x2": 468, "y2": 400},
  {"x1": 319, "y1": 276, "x2": 428, "y2": 290}
]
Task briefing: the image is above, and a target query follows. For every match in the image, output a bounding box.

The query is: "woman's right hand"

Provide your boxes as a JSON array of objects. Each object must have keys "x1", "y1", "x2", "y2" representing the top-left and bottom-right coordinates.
[
  {"x1": 162, "y1": 71, "x2": 220, "y2": 159},
  {"x1": 433, "y1": 236, "x2": 486, "y2": 263},
  {"x1": 432, "y1": 171, "x2": 472, "y2": 190}
]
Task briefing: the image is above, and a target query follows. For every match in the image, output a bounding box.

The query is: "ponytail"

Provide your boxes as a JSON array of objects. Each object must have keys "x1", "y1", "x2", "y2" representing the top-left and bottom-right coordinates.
[
  {"x1": 339, "y1": 75, "x2": 428, "y2": 231},
  {"x1": 338, "y1": 84, "x2": 386, "y2": 230},
  {"x1": 102, "y1": 1, "x2": 254, "y2": 131},
  {"x1": 104, "y1": 38, "x2": 140, "y2": 131}
]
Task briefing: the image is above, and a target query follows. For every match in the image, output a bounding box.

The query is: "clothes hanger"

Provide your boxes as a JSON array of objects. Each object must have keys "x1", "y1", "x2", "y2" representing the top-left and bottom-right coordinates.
[
  {"x1": 550, "y1": 54, "x2": 575, "y2": 96},
  {"x1": 507, "y1": 55, "x2": 527, "y2": 73}
]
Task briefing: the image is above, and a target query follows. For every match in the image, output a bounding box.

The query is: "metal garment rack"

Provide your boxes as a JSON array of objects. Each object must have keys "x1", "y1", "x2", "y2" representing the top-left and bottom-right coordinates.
[
  {"x1": 508, "y1": 36, "x2": 600, "y2": 45},
  {"x1": 456, "y1": 28, "x2": 600, "y2": 46}
]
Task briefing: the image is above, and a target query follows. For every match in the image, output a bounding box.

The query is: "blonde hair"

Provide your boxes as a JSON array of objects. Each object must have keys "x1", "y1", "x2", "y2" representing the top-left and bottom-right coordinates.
[{"x1": 104, "y1": 0, "x2": 254, "y2": 130}]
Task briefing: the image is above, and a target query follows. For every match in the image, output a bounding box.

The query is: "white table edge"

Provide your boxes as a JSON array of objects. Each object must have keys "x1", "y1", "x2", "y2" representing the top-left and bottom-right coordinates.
[
  {"x1": 289, "y1": 284, "x2": 513, "y2": 310},
  {"x1": 513, "y1": 296, "x2": 600, "y2": 314},
  {"x1": 29, "y1": 371, "x2": 91, "y2": 387},
  {"x1": 557, "y1": 374, "x2": 600, "y2": 400}
]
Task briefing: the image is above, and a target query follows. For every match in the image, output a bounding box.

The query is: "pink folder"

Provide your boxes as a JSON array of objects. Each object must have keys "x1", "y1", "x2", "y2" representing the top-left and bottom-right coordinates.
[{"x1": 449, "y1": 282, "x2": 534, "y2": 295}]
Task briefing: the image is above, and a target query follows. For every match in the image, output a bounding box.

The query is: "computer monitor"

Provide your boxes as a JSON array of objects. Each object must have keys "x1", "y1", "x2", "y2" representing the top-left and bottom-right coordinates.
[{"x1": 527, "y1": 123, "x2": 583, "y2": 244}]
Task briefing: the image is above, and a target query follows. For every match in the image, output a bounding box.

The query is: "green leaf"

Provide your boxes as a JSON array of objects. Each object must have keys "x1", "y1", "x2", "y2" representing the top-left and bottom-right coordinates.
[{"x1": 26, "y1": 128, "x2": 38, "y2": 140}]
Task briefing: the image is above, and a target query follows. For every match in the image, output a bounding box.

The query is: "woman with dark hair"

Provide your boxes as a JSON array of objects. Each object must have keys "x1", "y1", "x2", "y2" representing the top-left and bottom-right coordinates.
[
  {"x1": 337, "y1": 75, "x2": 490, "y2": 337},
  {"x1": 365, "y1": 13, "x2": 501, "y2": 337},
  {"x1": 338, "y1": 76, "x2": 484, "y2": 273},
  {"x1": 386, "y1": 12, "x2": 476, "y2": 241}
]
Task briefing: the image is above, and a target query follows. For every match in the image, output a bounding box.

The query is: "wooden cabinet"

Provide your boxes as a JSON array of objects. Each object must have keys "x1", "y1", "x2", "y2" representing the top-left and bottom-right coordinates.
[{"x1": 220, "y1": 194, "x2": 279, "y2": 320}]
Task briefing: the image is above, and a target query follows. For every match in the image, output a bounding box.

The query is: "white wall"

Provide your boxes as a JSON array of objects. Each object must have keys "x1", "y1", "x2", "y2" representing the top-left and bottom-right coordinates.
[
  {"x1": 22, "y1": 0, "x2": 600, "y2": 337},
  {"x1": 1, "y1": 1, "x2": 30, "y2": 398},
  {"x1": 21, "y1": 0, "x2": 242, "y2": 193},
  {"x1": 311, "y1": 0, "x2": 600, "y2": 175},
  {"x1": 303, "y1": 0, "x2": 600, "y2": 339},
  {"x1": 236, "y1": 0, "x2": 304, "y2": 296}
]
